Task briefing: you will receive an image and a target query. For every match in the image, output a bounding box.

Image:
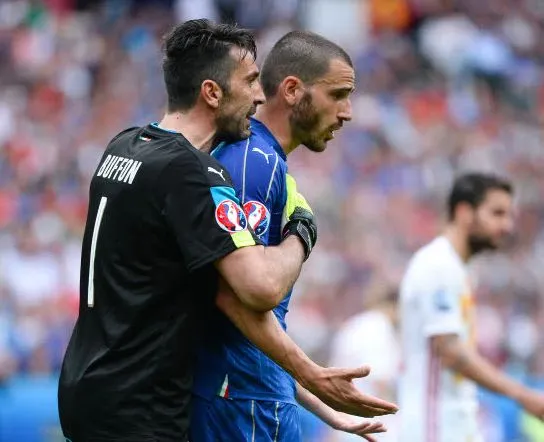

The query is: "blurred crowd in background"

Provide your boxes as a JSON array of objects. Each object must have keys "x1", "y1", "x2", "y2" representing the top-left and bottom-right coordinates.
[{"x1": 1, "y1": 0, "x2": 544, "y2": 440}]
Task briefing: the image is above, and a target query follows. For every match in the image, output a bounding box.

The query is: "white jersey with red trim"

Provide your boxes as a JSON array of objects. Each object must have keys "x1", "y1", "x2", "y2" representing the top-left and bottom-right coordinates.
[{"x1": 398, "y1": 236, "x2": 481, "y2": 442}]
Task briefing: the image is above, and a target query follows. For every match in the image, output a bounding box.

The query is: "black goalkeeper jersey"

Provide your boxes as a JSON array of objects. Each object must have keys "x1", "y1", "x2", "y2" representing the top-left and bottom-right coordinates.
[{"x1": 58, "y1": 124, "x2": 259, "y2": 442}]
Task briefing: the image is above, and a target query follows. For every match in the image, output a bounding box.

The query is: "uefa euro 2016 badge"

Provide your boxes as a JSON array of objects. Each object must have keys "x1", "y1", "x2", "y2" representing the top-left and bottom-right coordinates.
[
  {"x1": 243, "y1": 201, "x2": 271, "y2": 237},
  {"x1": 433, "y1": 287, "x2": 453, "y2": 312},
  {"x1": 215, "y1": 200, "x2": 248, "y2": 232}
]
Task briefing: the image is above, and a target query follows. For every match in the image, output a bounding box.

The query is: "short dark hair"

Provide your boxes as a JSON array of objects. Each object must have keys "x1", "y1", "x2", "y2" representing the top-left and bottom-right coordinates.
[
  {"x1": 260, "y1": 31, "x2": 353, "y2": 98},
  {"x1": 447, "y1": 173, "x2": 513, "y2": 220},
  {"x1": 162, "y1": 19, "x2": 257, "y2": 112}
]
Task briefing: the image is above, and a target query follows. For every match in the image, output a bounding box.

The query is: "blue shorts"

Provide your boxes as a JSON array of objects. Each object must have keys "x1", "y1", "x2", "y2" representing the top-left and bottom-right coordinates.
[{"x1": 190, "y1": 395, "x2": 301, "y2": 442}]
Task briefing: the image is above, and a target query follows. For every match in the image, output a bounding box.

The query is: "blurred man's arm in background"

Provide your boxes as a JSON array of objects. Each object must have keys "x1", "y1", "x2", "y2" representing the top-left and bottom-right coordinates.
[{"x1": 432, "y1": 334, "x2": 544, "y2": 420}]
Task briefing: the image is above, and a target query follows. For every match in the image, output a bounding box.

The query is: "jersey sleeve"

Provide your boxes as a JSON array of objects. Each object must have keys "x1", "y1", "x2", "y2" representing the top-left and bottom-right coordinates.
[
  {"x1": 213, "y1": 138, "x2": 283, "y2": 244},
  {"x1": 161, "y1": 153, "x2": 260, "y2": 273},
  {"x1": 418, "y1": 265, "x2": 464, "y2": 337}
]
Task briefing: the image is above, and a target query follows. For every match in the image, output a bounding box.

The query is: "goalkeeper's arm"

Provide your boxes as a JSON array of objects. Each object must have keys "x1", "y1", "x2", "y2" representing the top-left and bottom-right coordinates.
[{"x1": 216, "y1": 173, "x2": 317, "y2": 311}]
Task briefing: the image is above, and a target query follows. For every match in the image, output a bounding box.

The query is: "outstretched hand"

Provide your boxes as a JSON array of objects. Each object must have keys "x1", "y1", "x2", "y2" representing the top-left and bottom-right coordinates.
[
  {"x1": 333, "y1": 415, "x2": 387, "y2": 442},
  {"x1": 305, "y1": 365, "x2": 398, "y2": 418}
]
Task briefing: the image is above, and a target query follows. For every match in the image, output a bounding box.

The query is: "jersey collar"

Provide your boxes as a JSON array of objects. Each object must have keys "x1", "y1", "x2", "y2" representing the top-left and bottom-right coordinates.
[
  {"x1": 250, "y1": 118, "x2": 287, "y2": 161},
  {"x1": 146, "y1": 123, "x2": 184, "y2": 139},
  {"x1": 150, "y1": 122, "x2": 179, "y2": 134}
]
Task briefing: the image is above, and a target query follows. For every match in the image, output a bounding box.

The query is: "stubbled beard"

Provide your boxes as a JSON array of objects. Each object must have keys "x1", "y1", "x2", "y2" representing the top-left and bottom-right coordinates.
[
  {"x1": 289, "y1": 92, "x2": 323, "y2": 152},
  {"x1": 214, "y1": 112, "x2": 247, "y2": 146},
  {"x1": 212, "y1": 90, "x2": 251, "y2": 146},
  {"x1": 468, "y1": 233, "x2": 497, "y2": 256}
]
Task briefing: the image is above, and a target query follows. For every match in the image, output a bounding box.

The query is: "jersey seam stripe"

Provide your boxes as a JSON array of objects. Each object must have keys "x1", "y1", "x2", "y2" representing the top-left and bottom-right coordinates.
[
  {"x1": 426, "y1": 341, "x2": 439, "y2": 442},
  {"x1": 251, "y1": 399, "x2": 256, "y2": 442},
  {"x1": 241, "y1": 138, "x2": 250, "y2": 204},
  {"x1": 265, "y1": 153, "x2": 279, "y2": 202},
  {"x1": 274, "y1": 401, "x2": 280, "y2": 442}
]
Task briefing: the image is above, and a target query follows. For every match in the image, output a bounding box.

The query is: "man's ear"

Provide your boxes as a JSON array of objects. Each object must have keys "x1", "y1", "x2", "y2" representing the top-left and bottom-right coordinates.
[
  {"x1": 279, "y1": 76, "x2": 305, "y2": 106},
  {"x1": 455, "y1": 202, "x2": 475, "y2": 226},
  {"x1": 201, "y1": 80, "x2": 223, "y2": 109}
]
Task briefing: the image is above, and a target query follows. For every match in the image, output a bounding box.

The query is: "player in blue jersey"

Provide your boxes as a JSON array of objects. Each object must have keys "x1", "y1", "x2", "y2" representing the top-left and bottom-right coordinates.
[{"x1": 191, "y1": 31, "x2": 389, "y2": 442}]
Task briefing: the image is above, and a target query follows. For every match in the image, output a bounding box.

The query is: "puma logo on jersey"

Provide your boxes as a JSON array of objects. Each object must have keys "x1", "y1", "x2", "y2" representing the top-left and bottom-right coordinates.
[
  {"x1": 208, "y1": 166, "x2": 226, "y2": 181},
  {"x1": 252, "y1": 147, "x2": 273, "y2": 164},
  {"x1": 96, "y1": 154, "x2": 142, "y2": 184}
]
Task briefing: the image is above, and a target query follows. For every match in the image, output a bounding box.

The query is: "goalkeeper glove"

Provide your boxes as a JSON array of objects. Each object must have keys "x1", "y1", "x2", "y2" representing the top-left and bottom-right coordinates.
[{"x1": 281, "y1": 174, "x2": 317, "y2": 261}]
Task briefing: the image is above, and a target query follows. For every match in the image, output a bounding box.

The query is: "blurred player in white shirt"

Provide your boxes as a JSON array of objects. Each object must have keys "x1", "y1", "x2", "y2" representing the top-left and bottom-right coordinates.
[
  {"x1": 398, "y1": 173, "x2": 544, "y2": 442},
  {"x1": 328, "y1": 282, "x2": 400, "y2": 442}
]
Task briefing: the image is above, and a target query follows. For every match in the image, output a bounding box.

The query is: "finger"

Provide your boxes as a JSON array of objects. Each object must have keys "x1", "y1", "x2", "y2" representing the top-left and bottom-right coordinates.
[
  {"x1": 362, "y1": 422, "x2": 386, "y2": 433},
  {"x1": 349, "y1": 421, "x2": 386, "y2": 434},
  {"x1": 357, "y1": 393, "x2": 399, "y2": 414},
  {"x1": 357, "y1": 420, "x2": 385, "y2": 431},
  {"x1": 340, "y1": 365, "x2": 371, "y2": 380},
  {"x1": 363, "y1": 435, "x2": 378, "y2": 442},
  {"x1": 358, "y1": 423, "x2": 387, "y2": 434},
  {"x1": 358, "y1": 428, "x2": 386, "y2": 438},
  {"x1": 348, "y1": 405, "x2": 395, "y2": 418},
  {"x1": 365, "y1": 408, "x2": 396, "y2": 417},
  {"x1": 334, "y1": 389, "x2": 398, "y2": 417},
  {"x1": 348, "y1": 422, "x2": 373, "y2": 432},
  {"x1": 333, "y1": 402, "x2": 381, "y2": 418}
]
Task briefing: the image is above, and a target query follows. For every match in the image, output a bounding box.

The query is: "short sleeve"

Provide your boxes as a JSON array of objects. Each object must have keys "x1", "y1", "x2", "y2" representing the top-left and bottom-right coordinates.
[
  {"x1": 213, "y1": 138, "x2": 283, "y2": 244},
  {"x1": 419, "y1": 267, "x2": 464, "y2": 337},
  {"x1": 161, "y1": 154, "x2": 260, "y2": 273}
]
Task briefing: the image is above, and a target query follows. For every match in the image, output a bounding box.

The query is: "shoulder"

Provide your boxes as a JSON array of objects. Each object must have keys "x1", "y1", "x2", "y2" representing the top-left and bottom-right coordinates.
[
  {"x1": 212, "y1": 138, "x2": 250, "y2": 162},
  {"x1": 402, "y1": 238, "x2": 457, "y2": 288},
  {"x1": 247, "y1": 135, "x2": 284, "y2": 174},
  {"x1": 409, "y1": 238, "x2": 459, "y2": 274},
  {"x1": 103, "y1": 127, "x2": 141, "y2": 153},
  {"x1": 247, "y1": 133, "x2": 277, "y2": 157},
  {"x1": 164, "y1": 144, "x2": 233, "y2": 189},
  {"x1": 213, "y1": 134, "x2": 286, "y2": 195},
  {"x1": 108, "y1": 126, "x2": 141, "y2": 144},
  {"x1": 214, "y1": 133, "x2": 283, "y2": 169}
]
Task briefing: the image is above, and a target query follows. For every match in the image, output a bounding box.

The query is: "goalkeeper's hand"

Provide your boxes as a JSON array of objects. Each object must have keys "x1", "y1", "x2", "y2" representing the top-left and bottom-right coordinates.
[{"x1": 281, "y1": 174, "x2": 317, "y2": 261}]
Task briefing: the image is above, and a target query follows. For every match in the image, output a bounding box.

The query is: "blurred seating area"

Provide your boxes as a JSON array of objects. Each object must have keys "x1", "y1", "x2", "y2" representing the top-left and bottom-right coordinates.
[{"x1": 1, "y1": 0, "x2": 544, "y2": 440}]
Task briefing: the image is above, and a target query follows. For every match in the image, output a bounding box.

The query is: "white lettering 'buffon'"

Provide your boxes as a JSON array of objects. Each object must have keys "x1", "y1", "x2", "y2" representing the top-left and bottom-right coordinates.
[{"x1": 96, "y1": 154, "x2": 142, "y2": 184}]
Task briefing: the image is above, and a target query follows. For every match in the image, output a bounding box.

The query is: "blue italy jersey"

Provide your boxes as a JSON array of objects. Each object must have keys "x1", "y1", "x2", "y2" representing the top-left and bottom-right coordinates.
[{"x1": 193, "y1": 118, "x2": 296, "y2": 404}]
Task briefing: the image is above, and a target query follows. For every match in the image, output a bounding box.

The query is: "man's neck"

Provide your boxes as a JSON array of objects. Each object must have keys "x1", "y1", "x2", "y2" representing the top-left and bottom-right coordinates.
[
  {"x1": 255, "y1": 102, "x2": 298, "y2": 156},
  {"x1": 377, "y1": 303, "x2": 399, "y2": 330},
  {"x1": 443, "y1": 224, "x2": 471, "y2": 263},
  {"x1": 158, "y1": 109, "x2": 216, "y2": 153}
]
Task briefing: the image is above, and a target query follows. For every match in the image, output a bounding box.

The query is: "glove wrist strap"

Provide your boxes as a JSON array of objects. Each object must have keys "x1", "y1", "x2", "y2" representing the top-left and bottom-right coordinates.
[{"x1": 283, "y1": 221, "x2": 312, "y2": 261}]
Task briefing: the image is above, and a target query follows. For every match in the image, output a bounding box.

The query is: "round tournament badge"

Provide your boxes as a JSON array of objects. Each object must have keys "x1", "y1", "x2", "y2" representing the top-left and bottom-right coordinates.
[
  {"x1": 215, "y1": 199, "x2": 248, "y2": 232},
  {"x1": 243, "y1": 201, "x2": 270, "y2": 237}
]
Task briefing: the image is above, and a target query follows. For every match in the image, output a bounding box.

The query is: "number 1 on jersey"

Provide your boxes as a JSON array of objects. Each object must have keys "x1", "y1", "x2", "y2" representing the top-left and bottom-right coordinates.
[{"x1": 88, "y1": 196, "x2": 108, "y2": 307}]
